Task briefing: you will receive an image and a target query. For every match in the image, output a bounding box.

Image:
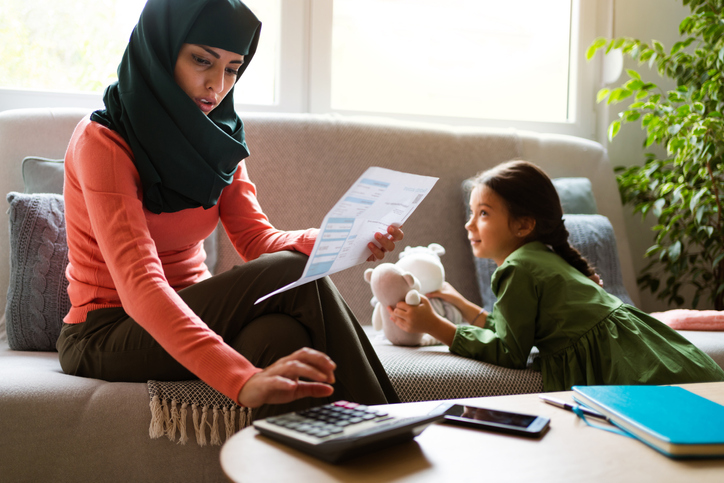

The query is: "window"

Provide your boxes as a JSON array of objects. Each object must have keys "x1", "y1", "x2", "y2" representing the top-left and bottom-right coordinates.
[
  {"x1": 328, "y1": 0, "x2": 573, "y2": 123},
  {"x1": 0, "y1": 0, "x2": 147, "y2": 93},
  {"x1": 0, "y1": 0, "x2": 602, "y2": 138},
  {"x1": 0, "y1": 0, "x2": 279, "y2": 105}
]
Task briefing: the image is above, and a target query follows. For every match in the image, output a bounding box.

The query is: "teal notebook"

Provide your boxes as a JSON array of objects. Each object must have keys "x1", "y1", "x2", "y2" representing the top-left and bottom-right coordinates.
[{"x1": 572, "y1": 385, "x2": 724, "y2": 458}]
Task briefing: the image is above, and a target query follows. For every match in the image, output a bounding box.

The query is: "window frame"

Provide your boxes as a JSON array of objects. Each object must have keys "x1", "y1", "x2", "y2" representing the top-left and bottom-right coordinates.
[{"x1": 0, "y1": 0, "x2": 608, "y2": 141}]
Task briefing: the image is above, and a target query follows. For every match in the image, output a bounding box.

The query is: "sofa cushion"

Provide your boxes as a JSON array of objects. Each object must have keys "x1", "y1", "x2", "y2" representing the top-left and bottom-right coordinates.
[
  {"x1": 366, "y1": 327, "x2": 542, "y2": 401},
  {"x1": 22, "y1": 156, "x2": 66, "y2": 194},
  {"x1": 551, "y1": 177, "x2": 598, "y2": 215},
  {"x1": 473, "y1": 214, "x2": 635, "y2": 312},
  {"x1": 5, "y1": 192, "x2": 69, "y2": 351}
]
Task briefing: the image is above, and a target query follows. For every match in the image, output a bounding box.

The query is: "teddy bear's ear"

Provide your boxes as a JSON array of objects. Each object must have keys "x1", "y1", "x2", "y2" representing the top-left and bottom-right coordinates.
[
  {"x1": 364, "y1": 268, "x2": 374, "y2": 283},
  {"x1": 428, "y1": 243, "x2": 446, "y2": 257},
  {"x1": 402, "y1": 273, "x2": 416, "y2": 288}
]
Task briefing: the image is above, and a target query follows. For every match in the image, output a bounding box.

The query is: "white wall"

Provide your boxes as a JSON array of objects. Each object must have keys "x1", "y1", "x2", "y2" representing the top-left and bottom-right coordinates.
[{"x1": 599, "y1": 0, "x2": 697, "y2": 311}]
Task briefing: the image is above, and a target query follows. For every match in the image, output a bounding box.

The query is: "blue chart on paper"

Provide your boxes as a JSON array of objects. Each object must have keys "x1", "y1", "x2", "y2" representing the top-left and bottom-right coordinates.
[
  {"x1": 306, "y1": 217, "x2": 355, "y2": 277},
  {"x1": 254, "y1": 168, "x2": 438, "y2": 305},
  {"x1": 306, "y1": 177, "x2": 392, "y2": 277}
]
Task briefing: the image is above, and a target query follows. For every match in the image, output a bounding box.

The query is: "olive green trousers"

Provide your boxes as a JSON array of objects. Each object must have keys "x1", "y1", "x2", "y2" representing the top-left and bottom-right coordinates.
[{"x1": 57, "y1": 251, "x2": 398, "y2": 419}]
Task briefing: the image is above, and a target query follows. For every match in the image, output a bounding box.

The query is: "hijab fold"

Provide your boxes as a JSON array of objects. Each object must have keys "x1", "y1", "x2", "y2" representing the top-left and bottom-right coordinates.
[{"x1": 91, "y1": 0, "x2": 261, "y2": 214}]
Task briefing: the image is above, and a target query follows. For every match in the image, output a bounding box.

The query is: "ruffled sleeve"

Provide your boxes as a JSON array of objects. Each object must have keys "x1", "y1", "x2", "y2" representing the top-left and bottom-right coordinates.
[{"x1": 450, "y1": 263, "x2": 537, "y2": 369}]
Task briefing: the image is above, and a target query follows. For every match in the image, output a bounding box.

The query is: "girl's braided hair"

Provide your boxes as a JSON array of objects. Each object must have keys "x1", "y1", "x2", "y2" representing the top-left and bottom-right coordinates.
[{"x1": 475, "y1": 160, "x2": 594, "y2": 276}]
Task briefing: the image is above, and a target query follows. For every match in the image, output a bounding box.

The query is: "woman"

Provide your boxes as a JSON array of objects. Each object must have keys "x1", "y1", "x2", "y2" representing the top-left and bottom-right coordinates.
[{"x1": 56, "y1": 0, "x2": 401, "y2": 418}]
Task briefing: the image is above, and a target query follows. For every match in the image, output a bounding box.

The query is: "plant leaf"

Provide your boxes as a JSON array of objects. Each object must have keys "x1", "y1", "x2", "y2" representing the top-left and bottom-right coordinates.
[
  {"x1": 627, "y1": 69, "x2": 642, "y2": 80},
  {"x1": 596, "y1": 88, "x2": 610, "y2": 103},
  {"x1": 586, "y1": 37, "x2": 608, "y2": 60},
  {"x1": 608, "y1": 120, "x2": 621, "y2": 140}
]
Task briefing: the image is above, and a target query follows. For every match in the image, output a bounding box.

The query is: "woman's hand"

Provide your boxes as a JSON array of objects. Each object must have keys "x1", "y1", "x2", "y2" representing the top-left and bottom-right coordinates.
[
  {"x1": 366, "y1": 225, "x2": 404, "y2": 262},
  {"x1": 388, "y1": 296, "x2": 457, "y2": 346},
  {"x1": 237, "y1": 348, "x2": 336, "y2": 408}
]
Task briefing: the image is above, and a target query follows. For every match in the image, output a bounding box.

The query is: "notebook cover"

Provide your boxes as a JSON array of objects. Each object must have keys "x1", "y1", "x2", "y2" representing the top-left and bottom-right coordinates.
[{"x1": 572, "y1": 385, "x2": 724, "y2": 446}]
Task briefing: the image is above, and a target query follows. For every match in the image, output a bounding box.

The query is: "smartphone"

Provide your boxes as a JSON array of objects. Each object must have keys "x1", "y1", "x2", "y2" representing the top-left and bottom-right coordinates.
[{"x1": 433, "y1": 403, "x2": 550, "y2": 437}]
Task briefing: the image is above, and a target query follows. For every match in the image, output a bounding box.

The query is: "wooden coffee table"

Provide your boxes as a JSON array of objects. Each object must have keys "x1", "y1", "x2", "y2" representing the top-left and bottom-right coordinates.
[{"x1": 221, "y1": 382, "x2": 724, "y2": 482}]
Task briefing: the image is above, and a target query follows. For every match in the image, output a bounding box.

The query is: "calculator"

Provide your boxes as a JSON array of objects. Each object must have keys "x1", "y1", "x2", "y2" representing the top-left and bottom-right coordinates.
[{"x1": 252, "y1": 400, "x2": 448, "y2": 463}]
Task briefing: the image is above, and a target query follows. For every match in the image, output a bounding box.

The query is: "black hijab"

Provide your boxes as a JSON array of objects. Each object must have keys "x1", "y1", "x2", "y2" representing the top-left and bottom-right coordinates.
[{"x1": 91, "y1": 0, "x2": 261, "y2": 214}]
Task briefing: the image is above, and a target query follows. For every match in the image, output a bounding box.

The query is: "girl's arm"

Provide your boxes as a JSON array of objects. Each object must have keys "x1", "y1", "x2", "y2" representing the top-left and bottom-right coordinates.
[
  {"x1": 427, "y1": 282, "x2": 487, "y2": 327},
  {"x1": 451, "y1": 264, "x2": 537, "y2": 369},
  {"x1": 388, "y1": 297, "x2": 458, "y2": 346}
]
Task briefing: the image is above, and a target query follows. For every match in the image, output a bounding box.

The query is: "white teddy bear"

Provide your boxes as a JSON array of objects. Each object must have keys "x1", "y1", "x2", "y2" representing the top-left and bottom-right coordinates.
[{"x1": 364, "y1": 243, "x2": 464, "y2": 346}]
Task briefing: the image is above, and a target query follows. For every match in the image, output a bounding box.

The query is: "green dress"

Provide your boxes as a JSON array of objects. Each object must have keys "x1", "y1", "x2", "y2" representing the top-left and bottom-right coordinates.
[{"x1": 450, "y1": 242, "x2": 724, "y2": 391}]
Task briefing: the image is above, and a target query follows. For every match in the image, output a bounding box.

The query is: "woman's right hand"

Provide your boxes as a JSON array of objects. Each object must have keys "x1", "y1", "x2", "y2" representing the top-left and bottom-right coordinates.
[{"x1": 237, "y1": 347, "x2": 336, "y2": 408}]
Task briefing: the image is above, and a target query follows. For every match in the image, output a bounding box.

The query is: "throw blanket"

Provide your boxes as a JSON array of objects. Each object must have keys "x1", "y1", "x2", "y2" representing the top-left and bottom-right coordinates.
[
  {"x1": 148, "y1": 380, "x2": 252, "y2": 446},
  {"x1": 650, "y1": 309, "x2": 724, "y2": 331}
]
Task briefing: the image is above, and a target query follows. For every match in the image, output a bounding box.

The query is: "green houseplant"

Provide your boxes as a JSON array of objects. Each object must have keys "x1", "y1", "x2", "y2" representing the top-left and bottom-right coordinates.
[{"x1": 587, "y1": 0, "x2": 724, "y2": 309}]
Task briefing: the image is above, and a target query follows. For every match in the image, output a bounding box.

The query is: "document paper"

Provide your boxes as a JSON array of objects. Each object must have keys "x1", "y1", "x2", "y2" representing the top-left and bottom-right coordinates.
[{"x1": 255, "y1": 167, "x2": 438, "y2": 304}]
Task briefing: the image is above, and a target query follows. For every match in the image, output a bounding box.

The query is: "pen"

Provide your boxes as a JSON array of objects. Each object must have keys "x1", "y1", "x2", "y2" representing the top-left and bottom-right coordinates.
[{"x1": 539, "y1": 395, "x2": 609, "y2": 421}]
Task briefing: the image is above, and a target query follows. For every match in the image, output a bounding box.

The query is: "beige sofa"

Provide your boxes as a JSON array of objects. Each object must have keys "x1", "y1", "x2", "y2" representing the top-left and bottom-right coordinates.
[{"x1": 2, "y1": 107, "x2": 723, "y2": 482}]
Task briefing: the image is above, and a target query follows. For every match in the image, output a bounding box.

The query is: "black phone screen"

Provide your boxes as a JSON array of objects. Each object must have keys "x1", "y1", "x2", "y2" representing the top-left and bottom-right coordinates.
[
  {"x1": 438, "y1": 403, "x2": 550, "y2": 437},
  {"x1": 447, "y1": 405, "x2": 537, "y2": 428}
]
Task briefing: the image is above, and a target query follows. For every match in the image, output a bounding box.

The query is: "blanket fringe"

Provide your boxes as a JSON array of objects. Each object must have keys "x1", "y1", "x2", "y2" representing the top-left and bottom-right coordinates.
[
  {"x1": 149, "y1": 397, "x2": 252, "y2": 446},
  {"x1": 149, "y1": 395, "x2": 165, "y2": 439},
  {"x1": 168, "y1": 400, "x2": 180, "y2": 441},
  {"x1": 210, "y1": 406, "x2": 221, "y2": 446},
  {"x1": 179, "y1": 402, "x2": 189, "y2": 444}
]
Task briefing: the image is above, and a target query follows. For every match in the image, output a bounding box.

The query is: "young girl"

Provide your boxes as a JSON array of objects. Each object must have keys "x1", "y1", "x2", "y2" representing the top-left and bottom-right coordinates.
[{"x1": 389, "y1": 160, "x2": 724, "y2": 391}]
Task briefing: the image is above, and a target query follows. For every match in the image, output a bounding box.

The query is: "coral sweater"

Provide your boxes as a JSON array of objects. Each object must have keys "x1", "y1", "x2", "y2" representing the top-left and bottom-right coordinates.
[{"x1": 63, "y1": 117, "x2": 318, "y2": 402}]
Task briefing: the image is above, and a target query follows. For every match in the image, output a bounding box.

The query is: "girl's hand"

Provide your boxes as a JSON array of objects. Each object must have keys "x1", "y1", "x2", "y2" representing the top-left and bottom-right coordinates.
[
  {"x1": 366, "y1": 225, "x2": 404, "y2": 262},
  {"x1": 426, "y1": 282, "x2": 465, "y2": 305},
  {"x1": 388, "y1": 296, "x2": 457, "y2": 346},
  {"x1": 589, "y1": 273, "x2": 604, "y2": 287},
  {"x1": 427, "y1": 282, "x2": 482, "y2": 324},
  {"x1": 388, "y1": 296, "x2": 438, "y2": 334},
  {"x1": 237, "y1": 348, "x2": 336, "y2": 408}
]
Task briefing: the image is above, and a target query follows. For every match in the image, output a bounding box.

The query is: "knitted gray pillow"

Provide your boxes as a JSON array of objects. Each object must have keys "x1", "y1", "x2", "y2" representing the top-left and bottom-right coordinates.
[
  {"x1": 474, "y1": 214, "x2": 635, "y2": 312},
  {"x1": 5, "y1": 192, "x2": 70, "y2": 351}
]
